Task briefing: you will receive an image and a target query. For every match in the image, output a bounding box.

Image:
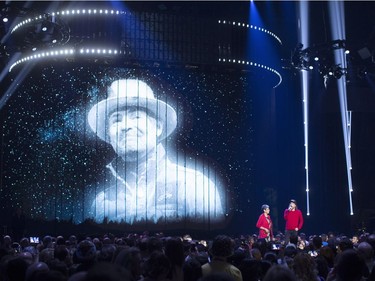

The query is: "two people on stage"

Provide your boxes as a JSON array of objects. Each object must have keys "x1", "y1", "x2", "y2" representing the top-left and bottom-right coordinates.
[{"x1": 256, "y1": 199, "x2": 304, "y2": 243}]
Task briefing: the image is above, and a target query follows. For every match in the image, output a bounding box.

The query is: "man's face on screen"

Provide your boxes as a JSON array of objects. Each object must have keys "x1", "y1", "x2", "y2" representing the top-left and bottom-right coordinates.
[{"x1": 108, "y1": 107, "x2": 162, "y2": 161}]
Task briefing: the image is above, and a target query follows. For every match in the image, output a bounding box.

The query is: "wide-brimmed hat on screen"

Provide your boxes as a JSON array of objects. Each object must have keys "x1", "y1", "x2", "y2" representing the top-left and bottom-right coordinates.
[{"x1": 88, "y1": 79, "x2": 177, "y2": 142}]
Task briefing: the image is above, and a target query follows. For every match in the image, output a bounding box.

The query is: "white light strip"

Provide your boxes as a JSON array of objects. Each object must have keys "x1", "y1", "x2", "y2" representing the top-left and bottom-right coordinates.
[
  {"x1": 329, "y1": 1, "x2": 354, "y2": 215},
  {"x1": 218, "y1": 20, "x2": 282, "y2": 45},
  {"x1": 347, "y1": 111, "x2": 352, "y2": 149},
  {"x1": 298, "y1": 1, "x2": 310, "y2": 216},
  {"x1": 302, "y1": 71, "x2": 310, "y2": 216},
  {"x1": 11, "y1": 9, "x2": 124, "y2": 34},
  {"x1": 218, "y1": 58, "x2": 282, "y2": 88},
  {"x1": 9, "y1": 47, "x2": 119, "y2": 72}
]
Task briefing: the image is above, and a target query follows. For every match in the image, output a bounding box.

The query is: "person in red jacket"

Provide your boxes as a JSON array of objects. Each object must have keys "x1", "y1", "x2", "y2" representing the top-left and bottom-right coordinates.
[
  {"x1": 256, "y1": 204, "x2": 273, "y2": 242},
  {"x1": 284, "y1": 199, "x2": 303, "y2": 244}
]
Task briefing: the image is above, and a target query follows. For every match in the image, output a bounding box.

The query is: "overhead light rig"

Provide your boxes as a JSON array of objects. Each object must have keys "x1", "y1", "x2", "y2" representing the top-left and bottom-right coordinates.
[
  {"x1": 11, "y1": 12, "x2": 70, "y2": 51},
  {"x1": 287, "y1": 39, "x2": 348, "y2": 79},
  {"x1": 0, "y1": 4, "x2": 283, "y2": 87}
]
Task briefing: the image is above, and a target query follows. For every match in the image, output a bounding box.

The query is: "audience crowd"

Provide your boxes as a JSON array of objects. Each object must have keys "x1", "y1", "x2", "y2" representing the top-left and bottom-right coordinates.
[{"x1": 1, "y1": 230, "x2": 375, "y2": 281}]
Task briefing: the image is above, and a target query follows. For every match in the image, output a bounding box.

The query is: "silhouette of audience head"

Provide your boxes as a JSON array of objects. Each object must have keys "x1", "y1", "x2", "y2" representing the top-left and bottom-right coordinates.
[
  {"x1": 142, "y1": 251, "x2": 171, "y2": 280},
  {"x1": 210, "y1": 235, "x2": 234, "y2": 258},
  {"x1": 84, "y1": 262, "x2": 131, "y2": 281},
  {"x1": 183, "y1": 257, "x2": 203, "y2": 281},
  {"x1": 263, "y1": 265, "x2": 298, "y2": 281},
  {"x1": 114, "y1": 246, "x2": 142, "y2": 281},
  {"x1": 335, "y1": 249, "x2": 366, "y2": 281}
]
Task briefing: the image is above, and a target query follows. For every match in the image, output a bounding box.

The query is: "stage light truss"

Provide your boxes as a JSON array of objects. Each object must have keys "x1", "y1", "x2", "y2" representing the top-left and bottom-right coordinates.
[
  {"x1": 290, "y1": 40, "x2": 348, "y2": 79},
  {"x1": 10, "y1": 12, "x2": 71, "y2": 50},
  {"x1": 3, "y1": 6, "x2": 283, "y2": 89}
]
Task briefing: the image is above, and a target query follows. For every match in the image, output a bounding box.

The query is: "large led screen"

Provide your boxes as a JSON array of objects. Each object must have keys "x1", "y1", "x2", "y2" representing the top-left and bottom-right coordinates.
[{"x1": 0, "y1": 64, "x2": 254, "y2": 231}]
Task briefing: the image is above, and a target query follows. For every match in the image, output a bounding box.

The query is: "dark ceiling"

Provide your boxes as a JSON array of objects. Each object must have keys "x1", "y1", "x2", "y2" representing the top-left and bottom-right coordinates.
[
  {"x1": 0, "y1": 2, "x2": 374, "y2": 67},
  {"x1": 0, "y1": 1, "x2": 374, "y2": 72}
]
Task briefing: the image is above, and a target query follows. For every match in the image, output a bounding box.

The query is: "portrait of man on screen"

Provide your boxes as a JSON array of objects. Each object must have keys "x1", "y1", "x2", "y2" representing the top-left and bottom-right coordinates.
[{"x1": 85, "y1": 78, "x2": 226, "y2": 225}]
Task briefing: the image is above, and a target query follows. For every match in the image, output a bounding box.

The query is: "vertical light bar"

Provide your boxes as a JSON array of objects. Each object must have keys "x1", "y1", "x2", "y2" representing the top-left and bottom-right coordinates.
[
  {"x1": 298, "y1": 1, "x2": 310, "y2": 216},
  {"x1": 302, "y1": 71, "x2": 310, "y2": 216},
  {"x1": 328, "y1": 1, "x2": 354, "y2": 215},
  {"x1": 347, "y1": 111, "x2": 352, "y2": 149}
]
